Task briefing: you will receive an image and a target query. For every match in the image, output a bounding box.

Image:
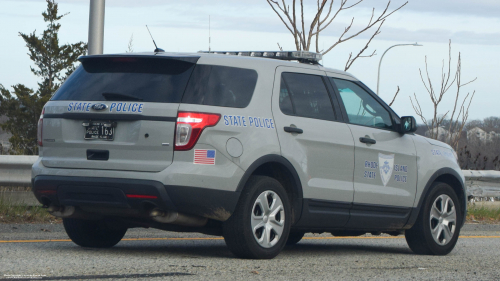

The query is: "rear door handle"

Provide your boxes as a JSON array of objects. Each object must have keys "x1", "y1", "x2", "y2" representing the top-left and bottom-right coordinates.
[
  {"x1": 284, "y1": 126, "x2": 303, "y2": 134},
  {"x1": 359, "y1": 137, "x2": 376, "y2": 144}
]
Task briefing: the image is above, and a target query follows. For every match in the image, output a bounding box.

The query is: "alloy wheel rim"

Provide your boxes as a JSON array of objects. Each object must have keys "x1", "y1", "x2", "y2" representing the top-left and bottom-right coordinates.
[
  {"x1": 429, "y1": 194, "x2": 457, "y2": 246},
  {"x1": 251, "y1": 190, "x2": 285, "y2": 248}
]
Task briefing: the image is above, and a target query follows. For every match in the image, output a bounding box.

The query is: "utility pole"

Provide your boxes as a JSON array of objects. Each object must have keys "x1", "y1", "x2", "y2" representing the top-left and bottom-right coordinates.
[
  {"x1": 209, "y1": 15, "x2": 211, "y2": 52},
  {"x1": 88, "y1": 0, "x2": 106, "y2": 55}
]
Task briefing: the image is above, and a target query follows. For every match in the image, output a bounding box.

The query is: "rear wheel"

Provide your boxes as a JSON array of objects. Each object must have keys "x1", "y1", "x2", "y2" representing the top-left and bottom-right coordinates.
[
  {"x1": 223, "y1": 176, "x2": 291, "y2": 259},
  {"x1": 405, "y1": 182, "x2": 461, "y2": 255},
  {"x1": 63, "y1": 218, "x2": 127, "y2": 248},
  {"x1": 286, "y1": 232, "x2": 305, "y2": 245}
]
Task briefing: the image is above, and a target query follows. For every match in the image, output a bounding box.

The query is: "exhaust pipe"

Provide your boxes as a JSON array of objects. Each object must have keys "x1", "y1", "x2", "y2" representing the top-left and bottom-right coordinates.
[
  {"x1": 48, "y1": 205, "x2": 75, "y2": 218},
  {"x1": 149, "y1": 209, "x2": 207, "y2": 227}
]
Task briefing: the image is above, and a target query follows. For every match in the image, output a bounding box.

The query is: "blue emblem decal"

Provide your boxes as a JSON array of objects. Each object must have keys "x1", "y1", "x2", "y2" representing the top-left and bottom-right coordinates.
[
  {"x1": 382, "y1": 161, "x2": 391, "y2": 174},
  {"x1": 91, "y1": 103, "x2": 108, "y2": 111}
]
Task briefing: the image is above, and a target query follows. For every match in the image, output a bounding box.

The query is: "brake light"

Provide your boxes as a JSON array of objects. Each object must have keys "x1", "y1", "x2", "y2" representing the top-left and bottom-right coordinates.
[
  {"x1": 36, "y1": 189, "x2": 56, "y2": 195},
  {"x1": 175, "y1": 112, "x2": 220, "y2": 151},
  {"x1": 126, "y1": 194, "x2": 158, "y2": 199},
  {"x1": 37, "y1": 108, "x2": 44, "y2": 146}
]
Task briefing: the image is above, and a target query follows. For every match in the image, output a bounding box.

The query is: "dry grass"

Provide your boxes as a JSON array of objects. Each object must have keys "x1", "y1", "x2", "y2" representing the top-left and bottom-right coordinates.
[
  {"x1": 466, "y1": 203, "x2": 500, "y2": 223},
  {"x1": 0, "y1": 186, "x2": 31, "y2": 192},
  {"x1": 0, "y1": 198, "x2": 60, "y2": 224}
]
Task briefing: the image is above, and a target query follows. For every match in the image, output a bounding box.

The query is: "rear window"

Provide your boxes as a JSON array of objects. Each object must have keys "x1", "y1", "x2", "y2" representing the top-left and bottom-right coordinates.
[
  {"x1": 182, "y1": 65, "x2": 258, "y2": 108},
  {"x1": 51, "y1": 56, "x2": 197, "y2": 103}
]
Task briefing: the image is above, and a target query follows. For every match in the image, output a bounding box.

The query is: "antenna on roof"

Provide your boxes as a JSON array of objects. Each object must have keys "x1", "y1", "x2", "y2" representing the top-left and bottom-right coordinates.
[
  {"x1": 209, "y1": 15, "x2": 211, "y2": 52},
  {"x1": 146, "y1": 25, "x2": 164, "y2": 53}
]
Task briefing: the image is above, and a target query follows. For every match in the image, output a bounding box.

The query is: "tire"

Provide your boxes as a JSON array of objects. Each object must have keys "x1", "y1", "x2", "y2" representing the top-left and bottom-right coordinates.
[
  {"x1": 223, "y1": 176, "x2": 291, "y2": 259},
  {"x1": 405, "y1": 182, "x2": 462, "y2": 255},
  {"x1": 63, "y1": 218, "x2": 127, "y2": 248},
  {"x1": 286, "y1": 232, "x2": 305, "y2": 246}
]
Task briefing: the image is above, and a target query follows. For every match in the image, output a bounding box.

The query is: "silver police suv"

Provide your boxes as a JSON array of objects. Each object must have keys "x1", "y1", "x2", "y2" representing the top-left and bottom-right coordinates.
[{"x1": 32, "y1": 50, "x2": 466, "y2": 259}]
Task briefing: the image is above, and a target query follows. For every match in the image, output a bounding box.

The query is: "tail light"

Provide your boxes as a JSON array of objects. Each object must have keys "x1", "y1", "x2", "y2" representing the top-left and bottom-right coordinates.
[
  {"x1": 37, "y1": 108, "x2": 44, "y2": 146},
  {"x1": 175, "y1": 112, "x2": 220, "y2": 151}
]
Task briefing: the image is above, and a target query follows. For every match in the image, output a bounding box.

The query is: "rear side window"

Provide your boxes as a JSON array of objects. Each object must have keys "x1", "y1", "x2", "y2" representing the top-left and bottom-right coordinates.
[
  {"x1": 182, "y1": 65, "x2": 258, "y2": 108},
  {"x1": 52, "y1": 57, "x2": 197, "y2": 103},
  {"x1": 280, "y1": 73, "x2": 336, "y2": 121}
]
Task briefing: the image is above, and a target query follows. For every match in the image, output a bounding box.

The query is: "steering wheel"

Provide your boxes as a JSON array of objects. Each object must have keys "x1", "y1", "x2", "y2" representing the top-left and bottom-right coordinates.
[
  {"x1": 362, "y1": 100, "x2": 377, "y2": 116},
  {"x1": 361, "y1": 100, "x2": 380, "y2": 126}
]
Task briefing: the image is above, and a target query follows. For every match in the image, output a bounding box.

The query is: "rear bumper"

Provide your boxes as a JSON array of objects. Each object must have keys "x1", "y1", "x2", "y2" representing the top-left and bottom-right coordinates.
[{"x1": 32, "y1": 175, "x2": 239, "y2": 221}]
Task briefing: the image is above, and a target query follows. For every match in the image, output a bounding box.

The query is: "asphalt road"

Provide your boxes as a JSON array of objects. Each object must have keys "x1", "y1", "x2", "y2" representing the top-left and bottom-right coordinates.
[{"x1": 0, "y1": 223, "x2": 499, "y2": 281}]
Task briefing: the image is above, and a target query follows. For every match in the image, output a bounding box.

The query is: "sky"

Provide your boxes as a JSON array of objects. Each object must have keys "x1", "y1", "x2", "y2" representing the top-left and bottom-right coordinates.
[{"x1": 0, "y1": 0, "x2": 499, "y2": 122}]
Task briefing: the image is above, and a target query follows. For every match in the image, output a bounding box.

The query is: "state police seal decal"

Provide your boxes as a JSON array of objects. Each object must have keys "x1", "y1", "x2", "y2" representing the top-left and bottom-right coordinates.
[{"x1": 378, "y1": 153, "x2": 395, "y2": 187}]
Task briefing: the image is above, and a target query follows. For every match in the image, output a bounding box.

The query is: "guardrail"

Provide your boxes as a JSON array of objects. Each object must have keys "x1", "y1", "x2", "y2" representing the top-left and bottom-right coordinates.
[
  {"x1": 0, "y1": 155, "x2": 38, "y2": 187},
  {"x1": 463, "y1": 170, "x2": 500, "y2": 199},
  {"x1": 0, "y1": 155, "x2": 499, "y2": 205}
]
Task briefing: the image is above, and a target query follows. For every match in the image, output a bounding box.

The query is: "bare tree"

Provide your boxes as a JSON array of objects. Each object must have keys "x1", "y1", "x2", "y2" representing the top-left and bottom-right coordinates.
[
  {"x1": 266, "y1": 0, "x2": 407, "y2": 70},
  {"x1": 410, "y1": 40, "x2": 477, "y2": 150}
]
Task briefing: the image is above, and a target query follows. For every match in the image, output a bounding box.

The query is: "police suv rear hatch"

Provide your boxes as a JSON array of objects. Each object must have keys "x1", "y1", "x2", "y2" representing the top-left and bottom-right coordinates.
[{"x1": 40, "y1": 54, "x2": 199, "y2": 172}]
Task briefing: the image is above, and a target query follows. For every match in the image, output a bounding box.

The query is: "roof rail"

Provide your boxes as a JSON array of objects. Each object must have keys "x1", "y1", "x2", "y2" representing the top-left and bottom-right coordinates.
[{"x1": 198, "y1": 50, "x2": 322, "y2": 65}]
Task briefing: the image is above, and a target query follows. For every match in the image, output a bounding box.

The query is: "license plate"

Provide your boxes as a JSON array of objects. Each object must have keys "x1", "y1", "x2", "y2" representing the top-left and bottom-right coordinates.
[{"x1": 84, "y1": 121, "x2": 115, "y2": 140}]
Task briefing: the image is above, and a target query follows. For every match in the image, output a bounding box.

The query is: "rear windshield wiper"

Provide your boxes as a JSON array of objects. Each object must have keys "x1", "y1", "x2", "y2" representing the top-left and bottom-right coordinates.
[{"x1": 102, "y1": 92, "x2": 143, "y2": 101}]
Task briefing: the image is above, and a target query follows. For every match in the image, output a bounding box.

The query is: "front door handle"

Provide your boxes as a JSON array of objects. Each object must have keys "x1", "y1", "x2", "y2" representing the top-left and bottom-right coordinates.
[
  {"x1": 359, "y1": 137, "x2": 376, "y2": 144},
  {"x1": 284, "y1": 126, "x2": 303, "y2": 134}
]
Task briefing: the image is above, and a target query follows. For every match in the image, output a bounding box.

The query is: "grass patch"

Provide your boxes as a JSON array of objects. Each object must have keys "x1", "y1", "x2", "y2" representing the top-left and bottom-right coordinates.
[
  {"x1": 0, "y1": 198, "x2": 61, "y2": 224},
  {"x1": 0, "y1": 186, "x2": 31, "y2": 192},
  {"x1": 467, "y1": 203, "x2": 500, "y2": 223}
]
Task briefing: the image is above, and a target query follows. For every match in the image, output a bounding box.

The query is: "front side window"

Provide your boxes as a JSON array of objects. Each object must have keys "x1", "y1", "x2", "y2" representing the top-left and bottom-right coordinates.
[
  {"x1": 331, "y1": 78, "x2": 393, "y2": 129},
  {"x1": 280, "y1": 73, "x2": 335, "y2": 121}
]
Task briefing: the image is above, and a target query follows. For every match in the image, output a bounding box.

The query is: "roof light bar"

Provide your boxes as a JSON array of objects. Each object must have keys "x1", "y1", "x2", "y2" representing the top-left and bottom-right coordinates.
[{"x1": 198, "y1": 50, "x2": 322, "y2": 64}]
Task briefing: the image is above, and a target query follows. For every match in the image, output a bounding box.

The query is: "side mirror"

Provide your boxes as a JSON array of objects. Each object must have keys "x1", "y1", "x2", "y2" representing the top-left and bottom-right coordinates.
[{"x1": 400, "y1": 116, "x2": 417, "y2": 134}]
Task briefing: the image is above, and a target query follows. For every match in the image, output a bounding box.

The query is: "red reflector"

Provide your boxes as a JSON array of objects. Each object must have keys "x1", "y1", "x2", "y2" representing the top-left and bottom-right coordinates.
[
  {"x1": 126, "y1": 194, "x2": 158, "y2": 199},
  {"x1": 37, "y1": 190, "x2": 56, "y2": 195}
]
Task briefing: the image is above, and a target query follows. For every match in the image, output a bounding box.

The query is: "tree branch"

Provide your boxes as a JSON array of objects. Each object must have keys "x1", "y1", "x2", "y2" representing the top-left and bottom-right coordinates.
[
  {"x1": 389, "y1": 86, "x2": 400, "y2": 106},
  {"x1": 344, "y1": 20, "x2": 382, "y2": 71},
  {"x1": 322, "y1": 1, "x2": 408, "y2": 55}
]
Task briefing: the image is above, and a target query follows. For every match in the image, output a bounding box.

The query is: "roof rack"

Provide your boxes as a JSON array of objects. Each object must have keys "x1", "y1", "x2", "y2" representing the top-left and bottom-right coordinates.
[{"x1": 198, "y1": 50, "x2": 322, "y2": 65}]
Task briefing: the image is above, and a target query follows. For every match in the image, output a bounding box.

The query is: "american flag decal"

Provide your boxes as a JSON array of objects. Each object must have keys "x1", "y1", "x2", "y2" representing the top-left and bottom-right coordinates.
[{"x1": 194, "y1": 149, "x2": 216, "y2": 165}]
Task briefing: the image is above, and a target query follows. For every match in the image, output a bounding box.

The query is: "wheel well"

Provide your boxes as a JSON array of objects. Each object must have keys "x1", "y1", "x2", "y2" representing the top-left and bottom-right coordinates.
[
  {"x1": 434, "y1": 174, "x2": 466, "y2": 220},
  {"x1": 252, "y1": 162, "x2": 302, "y2": 224}
]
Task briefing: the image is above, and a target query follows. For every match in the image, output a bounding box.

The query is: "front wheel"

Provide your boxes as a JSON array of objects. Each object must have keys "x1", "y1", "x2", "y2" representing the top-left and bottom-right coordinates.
[
  {"x1": 405, "y1": 182, "x2": 462, "y2": 255},
  {"x1": 223, "y1": 176, "x2": 291, "y2": 259},
  {"x1": 63, "y1": 218, "x2": 127, "y2": 248}
]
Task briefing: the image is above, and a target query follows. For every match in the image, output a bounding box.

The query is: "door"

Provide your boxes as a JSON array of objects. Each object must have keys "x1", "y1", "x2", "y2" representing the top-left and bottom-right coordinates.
[
  {"x1": 329, "y1": 77, "x2": 417, "y2": 229},
  {"x1": 272, "y1": 67, "x2": 355, "y2": 227}
]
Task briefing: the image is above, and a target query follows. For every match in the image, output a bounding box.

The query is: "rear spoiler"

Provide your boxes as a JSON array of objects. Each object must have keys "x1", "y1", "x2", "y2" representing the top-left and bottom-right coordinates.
[{"x1": 78, "y1": 54, "x2": 200, "y2": 64}]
